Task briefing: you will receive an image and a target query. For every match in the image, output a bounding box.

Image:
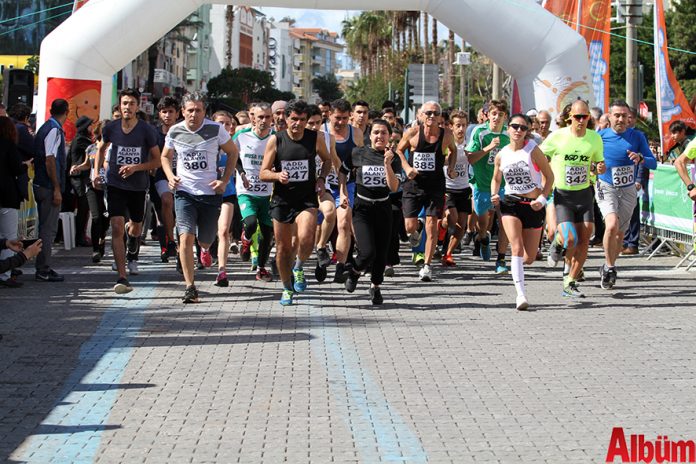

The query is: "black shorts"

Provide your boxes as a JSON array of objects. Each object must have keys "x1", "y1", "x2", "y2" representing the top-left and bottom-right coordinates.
[
  {"x1": 553, "y1": 187, "x2": 594, "y2": 224},
  {"x1": 270, "y1": 191, "x2": 319, "y2": 224},
  {"x1": 445, "y1": 187, "x2": 473, "y2": 214},
  {"x1": 402, "y1": 181, "x2": 445, "y2": 218},
  {"x1": 500, "y1": 196, "x2": 545, "y2": 229},
  {"x1": 222, "y1": 194, "x2": 238, "y2": 205},
  {"x1": 106, "y1": 186, "x2": 147, "y2": 222}
]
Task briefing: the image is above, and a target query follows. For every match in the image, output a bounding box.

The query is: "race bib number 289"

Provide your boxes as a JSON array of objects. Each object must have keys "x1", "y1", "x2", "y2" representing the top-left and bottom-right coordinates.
[
  {"x1": 116, "y1": 146, "x2": 141, "y2": 165},
  {"x1": 282, "y1": 159, "x2": 309, "y2": 182}
]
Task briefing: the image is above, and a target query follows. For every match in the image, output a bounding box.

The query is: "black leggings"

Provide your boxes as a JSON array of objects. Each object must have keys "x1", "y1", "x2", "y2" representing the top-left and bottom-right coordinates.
[
  {"x1": 242, "y1": 215, "x2": 273, "y2": 269},
  {"x1": 85, "y1": 187, "x2": 109, "y2": 252},
  {"x1": 352, "y1": 198, "x2": 392, "y2": 285}
]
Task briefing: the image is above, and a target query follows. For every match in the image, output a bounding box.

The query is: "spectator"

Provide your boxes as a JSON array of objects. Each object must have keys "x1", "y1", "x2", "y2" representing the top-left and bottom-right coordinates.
[
  {"x1": 0, "y1": 238, "x2": 42, "y2": 274},
  {"x1": 8, "y1": 103, "x2": 33, "y2": 203},
  {"x1": 666, "y1": 120, "x2": 693, "y2": 163},
  {"x1": 597, "y1": 113, "x2": 610, "y2": 130},
  {"x1": 85, "y1": 121, "x2": 109, "y2": 263},
  {"x1": 67, "y1": 116, "x2": 94, "y2": 247},
  {"x1": 0, "y1": 116, "x2": 28, "y2": 287},
  {"x1": 590, "y1": 106, "x2": 603, "y2": 126},
  {"x1": 33, "y1": 99, "x2": 69, "y2": 282}
]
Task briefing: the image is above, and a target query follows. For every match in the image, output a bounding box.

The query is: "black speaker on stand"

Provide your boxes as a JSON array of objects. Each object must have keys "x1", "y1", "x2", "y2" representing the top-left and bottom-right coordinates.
[{"x1": 3, "y1": 69, "x2": 35, "y2": 109}]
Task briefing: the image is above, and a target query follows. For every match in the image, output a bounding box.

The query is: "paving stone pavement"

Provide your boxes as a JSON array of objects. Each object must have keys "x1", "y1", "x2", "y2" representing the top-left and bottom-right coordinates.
[{"x1": 1, "y1": 239, "x2": 695, "y2": 463}]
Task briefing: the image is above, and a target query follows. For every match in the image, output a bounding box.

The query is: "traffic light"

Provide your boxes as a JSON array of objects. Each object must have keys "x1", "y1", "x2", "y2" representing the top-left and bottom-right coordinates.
[{"x1": 406, "y1": 83, "x2": 415, "y2": 108}]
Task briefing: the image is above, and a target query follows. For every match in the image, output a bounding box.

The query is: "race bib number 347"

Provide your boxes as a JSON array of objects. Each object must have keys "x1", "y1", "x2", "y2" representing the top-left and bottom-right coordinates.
[
  {"x1": 116, "y1": 146, "x2": 142, "y2": 165},
  {"x1": 413, "y1": 152, "x2": 435, "y2": 171},
  {"x1": 282, "y1": 159, "x2": 309, "y2": 182}
]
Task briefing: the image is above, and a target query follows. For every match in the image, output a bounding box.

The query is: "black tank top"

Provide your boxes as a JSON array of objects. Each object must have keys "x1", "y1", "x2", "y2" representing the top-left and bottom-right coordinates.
[
  {"x1": 273, "y1": 130, "x2": 317, "y2": 199},
  {"x1": 410, "y1": 124, "x2": 445, "y2": 188}
]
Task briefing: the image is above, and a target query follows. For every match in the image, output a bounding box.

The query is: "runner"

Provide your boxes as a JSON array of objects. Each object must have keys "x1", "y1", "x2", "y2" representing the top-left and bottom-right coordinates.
[
  {"x1": 259, "y1": 99, "x2": 333, "y2": 306},
  {"x1": 491, "y1": 114, "x2": 554, "y2": 310},
  {"x1": 339, "y1": 119, "x2": 401, "y2": 304},
  {"x1": 351, "y1": 100, "x2": 370, "y2": 135},
  {"x1": 161, "y1": 92, "x2": 239, "y2": 303},
  {"x1": 542, "y1": 100, "x2": 605, "y2": 298},
  {"x1": 596, "y1": 99, "x2": 655, "y2": 289},
  {"x1": 272, "y1": 100, "x2": 288, "y2": 132},
  {"x1": 466, "y1": 99, "x2": 510, "y2": 273},
  {"x1": 93, "y1": 89, "x2": 161, "y2": 294},
  {"x1": 674, "y1": 137, "x2": 696, "y2": 200},
  {"x1": 232, "y1": 102, "x2": 276, "y2": 283},
  {"x1": 395, "y1": 101, "x2": 458, "y2": 281},
  {"x1": 324, "y1": 99, "x2": 364, "y2": 283},
  {"x1": 442, "y1": 110, "x2": 472, "y2": 266}
]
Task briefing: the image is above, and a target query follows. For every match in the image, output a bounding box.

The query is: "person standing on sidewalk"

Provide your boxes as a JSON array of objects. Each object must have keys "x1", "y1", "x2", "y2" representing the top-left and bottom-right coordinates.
[
  {"x1": 33, "y1": 99, "x2": 69, "y2": 282},
  {"x1": 94, "y1": 89, "x2": 161, "y2": 294}
]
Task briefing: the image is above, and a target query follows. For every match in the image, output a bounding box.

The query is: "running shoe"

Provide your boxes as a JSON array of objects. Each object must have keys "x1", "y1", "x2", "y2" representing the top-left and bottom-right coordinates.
[
  {"x1": 562, "y1": 280, "x2": 585, "y2": 298},
  {"x1": 200, "y1": 249, "x2": 213, "y2": 268},
  {"x1": 608, "y1": 266, "x2": 617, "y2": 287},
  {"x1": 316, "y1": 247, "x2": 331, "y2": 268},
  {"x1": 240, "y1": 232, "x2": 252, "y2": 262},
  {"x1": 547, "y1": 242, "x2": 564, "y2": 268},
  {"x1": 472, "y1": 239, "x2": 481, "y2": 257},
  {"x1": 480, "y1": 232, "x2": 491, "y2": 261},
  {"x1": 345, "y1": 269, "x2": 359, "y2": 293},
  {"x1": 229, "y1": 242, "x2": 239, "y2": 254},
  {"x1": 280, "y1": 289, "x2": 294, "y2": 306},
  {"x1": 293, "y1": 268, "x2": 307, "y2": 293},
  {"x1": 516, "y1": 295, "x2": 529, "y2": 310},
  {"x1": 160, "y1": 247, "x2": 169, "y2": 263},
  {"x1": 182, "y1": 285, "x2": 199, "y2": 303},
  {"x1": 167, "y1": 240, "x2": 178, "y2": 258},
  {"x1": 408, "y1": 228, "x2": 422, "y2": 248},
  {"x1": 495, "y1": 259, "x2": 509, "y2": 275},
  {"x1": 314, "y1": 263, "x2": 327, "y2": 283},
  {"x1": 333, "y1": 263, "x2": 349, "y2": 284},
  {"x1": 384, "y1": 265, "x2": 395, "y2": 277},
  {"x1": 215, "y1": 270, "x2": 229, "y2": 287},
  {"x1": 114, "y1": 277, "x2": 133, "y2": 294},
  {"x1": 369, "y1": 286, "x2": 384, "y2": 305},
  {"x1": 433, "y1": 248, "x2": 443, "y2": 260},
  {"x1": 92, "y1": 251, "x2": 102, "y2": 263},
  {"x1": 256, "y1": 267, "x2": 273, "y2": 282},
  {"x1": 577, "y1": 269, "x2": 585, "y2": 282},
  {"x1": 463, "y1": 231, "x2": 474, "y2": 246},
  {"x1": 412, "y1": 252, "x2": 425, "y2": 266},
  {"x1": 600, "y1": 264, "x2": 616, "y2": 289},
  {"x1": 442, "y1": 254, "x2": 456, "y2": 266},
  {"x1": 419, "y1": 264, "x2": 432, "y2": 282},
  {"x1": 0, "y1": 277, "x2": 22, "y2": 288},
  {"x1": 128, "y1": 260, "x2": 139, "y2": 276}
]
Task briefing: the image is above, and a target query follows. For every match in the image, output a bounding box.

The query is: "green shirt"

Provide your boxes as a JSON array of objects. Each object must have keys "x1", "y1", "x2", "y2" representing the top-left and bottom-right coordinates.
[
  {"x1": 466, "y1": 122, "x2": 510, "y2": 190},
  {"x1": 541, "y1": 127, "x2": 604, "y2": 191},
  {"x1": 682, "y1": 137, "x2": 696, "y2": 160}
]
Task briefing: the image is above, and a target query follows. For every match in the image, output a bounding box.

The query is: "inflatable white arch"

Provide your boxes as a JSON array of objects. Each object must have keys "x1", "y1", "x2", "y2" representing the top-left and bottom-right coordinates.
[{"x1": 37, "y1": 0, "x2": 594, "y2": 132}]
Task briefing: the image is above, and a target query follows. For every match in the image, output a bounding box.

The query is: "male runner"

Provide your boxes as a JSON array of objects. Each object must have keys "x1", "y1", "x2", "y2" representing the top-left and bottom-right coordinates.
[
  {"x1": 161, "y1": 92, "x2": 239, "y2": 303},
  {"x1": 272, "y1": 100, "x2": 288, "y2": 132},
  {"x1": 351, "y1": 100, "x2": 370, "y2": 135},
  {"x1": 542, "y1": 99, "x2": 605, "y2": 298},
  {"x1": 396, "y1": 101, "x2": 458, "y2": 281},
  {"x1": 94, "y1": 89, "x2": 161, "y2": 294},
  {"x1": 259, "y1": 99, "x2": 333, "y2": 306},
  {"x1": 153, "y1": 96, "x2": 179, "y2": 262},
  {"x1": 597, "y1": 99, "x2": 655, "y2": 289}
]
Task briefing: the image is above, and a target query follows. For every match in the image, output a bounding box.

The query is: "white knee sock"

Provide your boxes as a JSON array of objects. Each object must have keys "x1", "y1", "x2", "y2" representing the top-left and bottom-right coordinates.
[{"x1": 511, "y1": 255, "x2": 525, "y2": 297}]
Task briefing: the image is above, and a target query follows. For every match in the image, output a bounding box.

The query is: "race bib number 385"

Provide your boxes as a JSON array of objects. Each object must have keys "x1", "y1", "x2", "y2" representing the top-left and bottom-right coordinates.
[
  {"x1": 116, "y1": 146, "x2": 142, "y2": 165},
  {"x1": 282, "y1": 159, "x2": 309, "y2": 182},
  {"x1": 412, "y1": 152, "x2": 435, "y2": 171},
  {"x1": 565, "y1": 165, "x2": 588, "y2": 187},
  {"x1": 611, "y1": 165, "x2": 634, "y2": 187},
  {"x1": 362, "y1": 165, "x2": 386, "y2": 186}
]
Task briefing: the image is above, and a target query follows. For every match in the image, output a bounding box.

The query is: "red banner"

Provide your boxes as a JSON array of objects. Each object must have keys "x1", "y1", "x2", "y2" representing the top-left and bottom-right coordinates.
[
  {"x1": 46, "y1": 78, "x2": 101, "y2": 142},
  {"x1": 544, "y1": 0, "x2": 611, "y2": 112},
  {"x1": 654, "y1": 0, "x2": 696, "y2": 155}
]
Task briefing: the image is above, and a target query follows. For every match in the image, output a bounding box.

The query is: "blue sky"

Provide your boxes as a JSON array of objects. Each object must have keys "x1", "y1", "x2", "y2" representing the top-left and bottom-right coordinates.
[{"x1": 257, "y1": 7, "x2": 360, "y2": 36}]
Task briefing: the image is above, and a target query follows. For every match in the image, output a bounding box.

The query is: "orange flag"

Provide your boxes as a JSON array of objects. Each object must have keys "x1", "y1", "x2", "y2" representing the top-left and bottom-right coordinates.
[{"x1": 654, "y1": 0, "x2": 696, "y2": 154}]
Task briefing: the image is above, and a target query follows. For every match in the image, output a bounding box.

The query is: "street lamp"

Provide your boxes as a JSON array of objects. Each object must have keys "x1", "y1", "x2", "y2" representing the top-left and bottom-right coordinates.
[{"x1": 454, "y1": 51, "x2": 471, "y2": 113}]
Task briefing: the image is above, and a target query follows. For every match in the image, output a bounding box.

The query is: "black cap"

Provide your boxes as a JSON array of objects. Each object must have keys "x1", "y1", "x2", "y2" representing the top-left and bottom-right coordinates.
[{"x1": 75, "y1": 115, "x2": 93, "y2": 132}]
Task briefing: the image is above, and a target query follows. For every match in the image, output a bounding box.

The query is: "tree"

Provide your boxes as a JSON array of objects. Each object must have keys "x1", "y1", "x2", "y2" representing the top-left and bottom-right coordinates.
[
  {"x1": 312, "y1": 74, "x2": 343, "y2": 101},
  {"x1": 207, "y1": 67, "x2": 294, "y2": 110},
  {"x1": 25, "y1": 55, "x2": 39, "y2": 75},
  {"x1": 666, "y1": 1, "x2": 696, "y2": 101}
]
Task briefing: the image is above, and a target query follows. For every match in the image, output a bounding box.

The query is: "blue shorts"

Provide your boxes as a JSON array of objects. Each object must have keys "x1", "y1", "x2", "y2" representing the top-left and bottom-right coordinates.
[
  {"x1": 174, "y1": 191, "x2": 222, "y2": 244},
  {"x1": 331, "y1": 182, "x2": 356, "y2": 209},
  {"x1": 473, "y1": 186, "x2": 504, "y2": 216}
]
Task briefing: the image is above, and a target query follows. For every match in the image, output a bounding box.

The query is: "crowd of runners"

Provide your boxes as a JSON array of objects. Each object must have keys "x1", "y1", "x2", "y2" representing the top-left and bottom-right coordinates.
[{"x1": 19, "y1": 88, "x2": 664, "y2": 310}]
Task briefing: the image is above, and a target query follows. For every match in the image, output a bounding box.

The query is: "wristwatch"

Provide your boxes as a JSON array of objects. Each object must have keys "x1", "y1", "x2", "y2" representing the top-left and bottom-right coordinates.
[{"x1": 687, "y1": 183, "x2": 695, "y2": 191}]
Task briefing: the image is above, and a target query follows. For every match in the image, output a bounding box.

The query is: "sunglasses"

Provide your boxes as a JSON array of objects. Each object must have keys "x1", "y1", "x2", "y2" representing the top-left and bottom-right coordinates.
[
  {"x1": 572, "y1": 114, "x2": 590, "y2": 121},
  {"x1": 423, "y1": 110, "x2": 441, "y2": 117},
  {"x1": 509, "y1": 123, "x2": 529, "y2": 132}
]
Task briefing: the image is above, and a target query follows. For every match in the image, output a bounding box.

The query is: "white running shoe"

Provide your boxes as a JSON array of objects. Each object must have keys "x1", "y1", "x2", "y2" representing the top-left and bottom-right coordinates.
[
  {"x1": 128, "y1": 260, "x2": 139, "y2": 276},
  {"x1": 516, "y1": 295, "x2": 529, "y2": 311},
  {"x1": 418, "y1": 265, "x2": 432, "y2": 282}
]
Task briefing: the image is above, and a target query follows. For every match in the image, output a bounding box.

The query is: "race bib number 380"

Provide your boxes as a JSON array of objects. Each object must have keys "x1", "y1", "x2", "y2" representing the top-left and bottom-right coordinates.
[
  {"x1": 116, "y1": 146, "x2": 142, "y2": 165},
  {"x1": 182, "y1": 150, "x2": 209, "y2": 171},
  {"x1": 565, "y1": 165, "x2": 588, "y2": 187},
  {"x1": 611, "y1": 165, "x2": 634, "y2": 187},
  {"x1": 282, "y1": 159, "x2": 309, "y2": 182},
  {"x1": 412, "y1": 152, "x2": 435, "y2": 171},
  {"x1": 362, "y1": 165, "x2": 386, "y2": 186}
]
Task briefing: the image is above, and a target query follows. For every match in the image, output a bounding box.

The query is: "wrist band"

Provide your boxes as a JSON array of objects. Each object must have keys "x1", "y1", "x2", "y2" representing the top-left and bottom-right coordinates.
[{"x1": 536, "y1": 195, "x2": 548, "y2": 207}]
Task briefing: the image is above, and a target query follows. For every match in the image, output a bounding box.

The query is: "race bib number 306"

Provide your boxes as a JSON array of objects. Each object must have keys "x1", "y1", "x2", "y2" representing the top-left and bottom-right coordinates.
[
  {"x1": 282, "y1": 159, "x2": 309, "y2": 182},
  {"x1": 412, "y1": 152, "x2": 435, "y2": 171},
  {"x1": 362, "y1": 165, "x2": 386, "y2": 187},
  {"x1": 116, "y1": 146, "x2": 142, "y2": 165},
  {"x1": 565, "y1": 165, "x2": 588, "y2": 187},
  {"x1": 611, "y1": 165, "x2": 635, "y2": 187}
]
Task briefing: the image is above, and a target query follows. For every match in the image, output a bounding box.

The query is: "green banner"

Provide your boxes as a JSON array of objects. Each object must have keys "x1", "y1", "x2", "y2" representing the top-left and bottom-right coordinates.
[{"x1": 640, "y1": 164, "x2": 695, "y2": 236}]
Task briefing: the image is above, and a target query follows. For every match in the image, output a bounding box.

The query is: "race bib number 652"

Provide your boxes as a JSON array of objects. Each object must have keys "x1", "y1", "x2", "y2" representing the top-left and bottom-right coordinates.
[
  {"x1": 413, "y1": 152, "x2": 435, "y2": 171},
  {"x1": 282, "y1": 159, "x2": 309, "y2": 182}
]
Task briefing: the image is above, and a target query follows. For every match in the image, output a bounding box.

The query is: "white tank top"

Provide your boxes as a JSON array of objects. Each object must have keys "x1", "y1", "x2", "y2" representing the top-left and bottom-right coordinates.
[
  {"x1": 234, "y1": 130, "x2": 273, "y2": 197},
  {"x1": 444, "y1": 142, "x2": 470, "y2": 190},
  {"x1": 500, "y1": 140, "x2": 542, "y2": 195},
  {"x1": 315, "y1": 130, "x2": 338, "y2": 185}
]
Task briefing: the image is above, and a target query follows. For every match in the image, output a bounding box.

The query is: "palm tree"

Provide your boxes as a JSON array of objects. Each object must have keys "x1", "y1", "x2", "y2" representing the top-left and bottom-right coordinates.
[
  {"x1": 447, "y1": 29, "x2": 456, "y2": 107},
  {"x1": 422, "y1": 12, "x2": 429, "y2": 63},
  {"x1": 431, "y1": 18, "x2": 439, "y2": 66},
  {"x1": 225, "y1": 6, "x2": 234, "y2": 68}
]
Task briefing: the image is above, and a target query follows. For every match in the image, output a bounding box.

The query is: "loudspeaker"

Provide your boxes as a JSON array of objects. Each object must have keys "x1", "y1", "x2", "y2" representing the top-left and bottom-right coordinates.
[{"x1": 3, "y1": 69, "x2": 34, "y2": 109}]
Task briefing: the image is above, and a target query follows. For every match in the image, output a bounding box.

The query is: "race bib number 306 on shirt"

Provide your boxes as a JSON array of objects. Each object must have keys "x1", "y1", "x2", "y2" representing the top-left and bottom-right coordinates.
[
  {"x1": 282, "y1": 159, "x2": 309, "y2": 182},
  {"x1": 362, "y1": 165, "x2": 387, "y2": 186},
  {"x1": 412, "y1": 152, "x2": 435, "y2": 171},
  {"x1": 182, "y1": 151, "x2": 209, "y2": 171},
  {"x1": 116, "y1": 146, "x2": 142, "y2": 165}
]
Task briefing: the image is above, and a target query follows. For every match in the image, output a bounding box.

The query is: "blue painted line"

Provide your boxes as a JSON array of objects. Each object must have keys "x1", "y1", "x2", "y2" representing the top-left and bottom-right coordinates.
[
  {"x1": 310, "y1": 308, "x2": 428, "y2": 463},
  {"x1": 14, "y1": 278, "x2": 158, "y2": 463}
]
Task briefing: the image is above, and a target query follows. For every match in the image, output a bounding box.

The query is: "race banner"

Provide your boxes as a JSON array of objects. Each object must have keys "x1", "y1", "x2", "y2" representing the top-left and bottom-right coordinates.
[
  {"x1": 641, "y1": 164, "x2": 694, "y2": 236},
  {"x1": 544, "y1": 0, "x2": 611, "y2": 112},
  {"x1": 73, "y1": 0, "x2": 90, "y2": 12},
  {"x1": 654, "y1": 0, "x2": 696, "y2": 156}
]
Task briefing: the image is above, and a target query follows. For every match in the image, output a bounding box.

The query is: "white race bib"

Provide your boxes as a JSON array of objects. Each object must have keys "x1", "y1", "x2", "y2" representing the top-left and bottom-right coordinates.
[
  {"x1": 116, "y1": 146, "x2": 142, "y2": 165},
  {"x1": 487, "y1": 148, "x2": 500, "y2": 165},
  {"x1": 611, "y1": 165, "x2": 635, "y2": 187},
  {"x1": 246, "y1": 174, "x2": 271, "y2": 194},
  {"x1": 412, "y1": 152, "x2": 435, "y2": 171},
  {"x1": 282, "y1": 159, "x2": 309, "y2": 183},
  {"x1": 362, "y1": 165, "x2": 386, "y2": 187},
  {"x1": 564, "y1": 165, "x2": 588, "y2": 187},
  {"x1": 181, "y1": 150, "x2": 209, "y2": 171}
]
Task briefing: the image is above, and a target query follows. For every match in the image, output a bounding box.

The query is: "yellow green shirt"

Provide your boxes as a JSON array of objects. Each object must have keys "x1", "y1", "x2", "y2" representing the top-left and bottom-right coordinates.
[
  {"x1": 541, "y1": 127, "x2": 604, "y2": 191},
  {"x1": 683, "y1": 137, "x2": 696, "y2": 160}
]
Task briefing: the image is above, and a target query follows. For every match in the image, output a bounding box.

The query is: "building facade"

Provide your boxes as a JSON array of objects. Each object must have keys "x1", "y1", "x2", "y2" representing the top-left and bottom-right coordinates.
[
  {"x1": 290, "y1": 28, "x2": 344, "y2": 101},
  {"x1": 209, "y1": 5, "x2": 270, "y2": 78}
]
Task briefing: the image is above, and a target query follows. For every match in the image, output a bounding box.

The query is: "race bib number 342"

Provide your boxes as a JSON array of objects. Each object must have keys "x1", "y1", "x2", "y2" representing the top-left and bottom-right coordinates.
[
  {"x1": 412, "y1": 152, "x2": 435, "y2": 171},
  {"x1": 565, "y1": 165, "x2": 588, "y2": 187},
  {"x1": 282, "y1": 159, "x2": 309, "y2": 182},
  {"x1": 116, "y1": 146, "x2": 142, "y2": 165}
]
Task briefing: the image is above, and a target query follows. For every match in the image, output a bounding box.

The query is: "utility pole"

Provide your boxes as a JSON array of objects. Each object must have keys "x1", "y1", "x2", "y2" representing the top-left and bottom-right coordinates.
[
  {"x1": 492, "y1": 63, "x2": 502, "y2": 100},
  {"x1": 623, "y1": 0, "x2": 643, "y2": 109}
]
